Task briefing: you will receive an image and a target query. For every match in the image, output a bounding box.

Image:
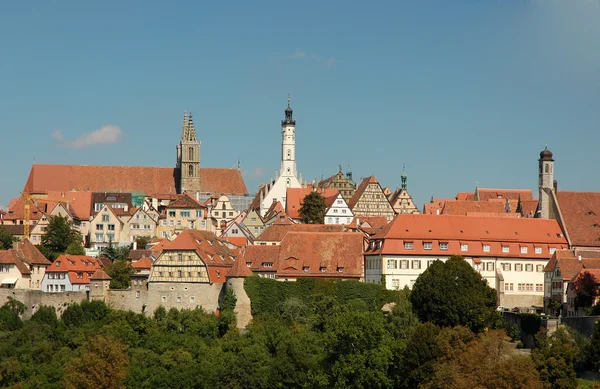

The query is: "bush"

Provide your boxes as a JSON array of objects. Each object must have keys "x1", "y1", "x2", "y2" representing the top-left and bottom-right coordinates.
[
  {"x1": 518, "y1": 313, "x2": 541, "y2": 336},
  {"x1": 31, "y1": 306, "x2": 59, "y2": 327}
]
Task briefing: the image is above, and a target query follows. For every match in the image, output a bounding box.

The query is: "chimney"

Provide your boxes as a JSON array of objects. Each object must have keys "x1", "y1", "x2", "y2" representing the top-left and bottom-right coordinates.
[
  {"x1": 133, "y1": 241, "x2": 138, "y2": 250},
  {"x1": 436, "y1": 209, "x2": 440, "y2": 215},
  {"x1": 13, "y1": 242, "x2": 19, "y2": 250},
  {"x1": 578, "y1": 255, "x2": 582, "y2": 262}
]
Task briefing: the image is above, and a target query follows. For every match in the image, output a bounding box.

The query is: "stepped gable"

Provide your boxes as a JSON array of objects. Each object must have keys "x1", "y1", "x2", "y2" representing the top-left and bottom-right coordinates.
[{"x1": 556, "y1": 192, "x2": 600, "y2": 248}]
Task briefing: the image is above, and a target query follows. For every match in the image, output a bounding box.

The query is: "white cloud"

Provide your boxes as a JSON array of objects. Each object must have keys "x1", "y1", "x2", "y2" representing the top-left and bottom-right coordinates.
[
  {"x1": 248, "y1": 167, "x2": 266, "y2": 179},
  {"x1": 327, "y1": 56, "x2": 335, "y2": 68},
  {"x1": 53, "y1": 125, "x2": 123, "y2": 148}
]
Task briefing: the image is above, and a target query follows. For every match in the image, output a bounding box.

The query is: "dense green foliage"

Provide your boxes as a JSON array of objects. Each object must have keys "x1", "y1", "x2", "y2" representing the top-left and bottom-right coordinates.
[
  {"x1": 533, "y1": 327, "x2": 584, "y2": 389},
  {"x1": 518, "y1": 313, "x2": 542, "y2": 335},
  {"x1": 102, "y1": 242, "x2": 130, "y2": 262},
  {"x1": 574, "y1": 271, "x2": 599, "y2": 309},
  {"x1": 134, "y1": 236, "x2": 152, "y2": 249},
  {"x1": 65, "y1": 240, "x2": 86, "y2": 255},
  {"x1": 39, "y1": 214, "x2": 83, "y2": 261},
  {"x1": 244, "y1": 276, "x2": 398, "y2": 316},
  {"x1": 299, "y1": 191, "x2": 327, "y2": 224},
  {"x1": 0, "y1": 225, "x2": 16, "y2": 250},
  {"x1": 410, "y1": 255, "x2": 499, "y2": 333},
  {"x1": 106, "y1": 260, "x2": 135, "y2": 289}
]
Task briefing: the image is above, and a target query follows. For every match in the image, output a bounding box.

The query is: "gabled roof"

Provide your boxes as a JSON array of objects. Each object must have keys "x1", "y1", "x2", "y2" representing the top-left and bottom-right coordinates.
[
  {"x1": 556, "y1": 191, "x2": 600, "y2": 248},
  {"x1": 46, "y1": 255, "x2": 103, "y2": 284},
  {"x1": 456, "y1": 189, "x2": 533, "y2": 202},
  {"x1": 240, "y1": 245, "x2": 280, "y2": 272},
  {"x1": 441, "y1": 200, "x2": 505, "y2": 216},
  {"x1": 0, "y1": 250, "x2": 31, "y2": 275},
  {"x1": 227, "y1": 250, "x2": 254, "y2": 277},
  {"x1": 132, "y1": 257, "x2": 153, "y2": 270},
  {"x1": 264, "y1": 200, "x2": 286, "y2": 221},
  {"x1": 46, "y1": 191, "x2": 94, "y2": 220},
  {"x1": 423, "y1": 198, "x2": 452, "y2": 215},
  {"x1": 24, "y1": 164, "x2": 248, "y2": 197},
  {"x1": 544, "y1": 249, "x2": 600, "y2": 281},
  {"x1": 3, "y1": 197, "x2": 46, "y2": 222},
  {"x1": 16, "y1": 238, "x2": 51, "y2": 266},
  {"x1": 167, "y1": 192, "x2": 207, "y2": 209},
  {"x1": 90, "y1": 269, "x2": 112, "y2": 280},
  {"x1": 277, "y1": 232, "x2": 363, "y2": 278},
  {"x1": 347, "y1": 176, "x2": 380, "y2": 209},
  {"x1": 255, "y1": 223, "x2": 347, "y2": 242}
]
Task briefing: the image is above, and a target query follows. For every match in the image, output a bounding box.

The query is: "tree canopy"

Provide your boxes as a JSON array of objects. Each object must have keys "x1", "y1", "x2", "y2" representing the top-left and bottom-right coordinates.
[
  {"x1": 0, "y1": 226, "x2": 16, "y2": 250},
  {"x1": 574, "y1": 271, "x2": 599, "y2": 309},
  {"x1": 106, "y1": 260, "x2": 135, "y2": 289},
  {"x1": 410, "y1": 255, "x2": 499, "y2": 333},
  {"x1": 65, "y1": 240, "x2": 86, "y2": 255},
  {"x1": 40, "y1": 214, "x2": 82, "y2": 260},
  {"x1": 299, "y1": 192, "x2": 327, "y2": 224}
]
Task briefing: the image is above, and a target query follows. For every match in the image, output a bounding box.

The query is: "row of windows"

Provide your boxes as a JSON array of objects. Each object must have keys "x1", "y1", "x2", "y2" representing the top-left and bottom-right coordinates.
[
  {"x1": 157, "y1": 270, "x2": 208, "y2": 278},
  {"x1": 404, "y1": 242, "x2": 557, "y2": 255},
  {"x1": 331, "y1": 209, "x2": 348, "y2": 214},
  {"x1": 161, "y1": 220, "x2": 207, "y2": 227},
  {"x1": 213, "y1": 211, "x2": 234, "y2": 217},
  {"x1": 168, "y1": 210, "x2": 203, "y2": 218},
  {"x1": 500, "y1": 263, "x2": 545, "y2": 272},
  {"x1": 47, "y1": 273, "x2": 66, "y2": 280},
  {"x1": 161, "y1": 295, "x2": 197, "y2": 303},
  {"x1": 0, "y1": 265, "x2": 12, "y2": 273},
  {"x1": 131, "y1": 224, "x2": 153, "y2": 230},
  {"x1": 95, "y1": 233, "x2": 115, "y2": 242},
  {"x1": 95, "y1": 224, "x2": 116, "y2": 231},
  {"x1": 46, "y1": 284, "x2": 66, "y2": 292},
  {"x1": 327, "y1": 217, "x2": 352, "y2": 224},
  {"x1": 504, "y1": 283, "x2": 543, "y2": 292}
]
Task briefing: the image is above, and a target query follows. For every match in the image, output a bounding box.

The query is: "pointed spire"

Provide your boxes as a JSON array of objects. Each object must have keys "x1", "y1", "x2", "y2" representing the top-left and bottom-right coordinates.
[
  {"x1": 401, "y1": 163, "x2": 407, "y2": 190},
  {"x1": 287, "y1": 93, "x2": 291, "y2": 108},
  {"x1": 516, "y1": 194, "x2": 524, "y2": 216},
  {"x1": 186, "y1": 112, "x2": 196, "y2": 141},
  {"x1": 237, "y1": 157, "x2": 241, "y2": 171},
  {"x1": 505, "y1": 197, "x2": 511, "y2": 213},
  {"x1": 474, "y1": 181, "x2": 479, "y2": 201},
  {"x1": 181, "y1": 111, "x2": 188, "y2": 140}
]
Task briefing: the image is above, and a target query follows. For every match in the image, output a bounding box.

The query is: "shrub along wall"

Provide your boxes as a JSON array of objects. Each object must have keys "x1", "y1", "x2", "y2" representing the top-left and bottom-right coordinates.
[{"x1": 244, "y1": 276, "x2": 400, "y2": 316}]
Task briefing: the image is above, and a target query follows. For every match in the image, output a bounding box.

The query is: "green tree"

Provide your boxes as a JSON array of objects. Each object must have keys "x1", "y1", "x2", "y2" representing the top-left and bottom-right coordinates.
[
  {"x1": 133, "y1": 236, "x2": 152, "y2": 249},
  {"x1": 0, "y1": 226, "x2": 15, "y2": 250},
  {"x1": 65, "y1": 240, "x2": 86, "y2": 255},
  {"x1": 106, "y1": 260, "x2": 134, "y2": 289},
  {"x1": 102, "y1": 243, "x2": 130, "y2": 262},
  {"x1": 41, "y1": 214, "x2": 82, "y2": 259},
  {"x1": 533, "y1": 328, "x2": 578, "y2": 389},
  {"x1": 64, "y1": 335, "x2": 129, "y2": 389},
  {"x1": 574, "y1": 271, "x2": 598, "y2": 309},
  {"x1": 31, "y1": 305, "x2": 59, "y2": 327},
  {"x1": 586, "y1": 320, "x2": 600, "y2": 371},
  {"x1": 299, "y1": 191, "x2": 327, "y2": 224},
  {"x1": 410, "y1": 255, "x2": 498, "y2": 333}
]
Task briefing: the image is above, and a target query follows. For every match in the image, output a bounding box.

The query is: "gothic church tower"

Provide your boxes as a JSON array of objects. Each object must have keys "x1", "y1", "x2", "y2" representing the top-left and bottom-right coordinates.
[
  {"x1": 176, "y1": 111, "x2": 201, "y2": 193},
  {"x1": 537, "y1": 146, "x2": 554, "y2": 219}
]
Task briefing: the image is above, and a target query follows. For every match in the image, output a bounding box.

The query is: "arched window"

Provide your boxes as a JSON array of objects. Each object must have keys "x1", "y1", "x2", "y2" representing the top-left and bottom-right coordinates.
[
  {"x1": 545, "y1": 164, "x2": 549, "y2": 173},
  {"x1": 189, "y1": 147, "x2": 194, "y2": 160},
  {"x1": 286, "y1": 179, "x2": 291, "y2": 187},
  {"x1": 222, "y1": 203, "x2": 226, "y2": 210},
  {"x1": 188, "y1": 165, "x2": 193, "y2": 177},
  {"x1": 286, "y1": 149, "x2": 291, "y2": 159}
]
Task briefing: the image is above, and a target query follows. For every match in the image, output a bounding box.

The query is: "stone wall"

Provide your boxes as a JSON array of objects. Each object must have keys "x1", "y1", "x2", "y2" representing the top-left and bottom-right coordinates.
[
  {"x1": 226, "y1": 277, "x2": 252, "y2": 328},
  {"x1": 562, "y1": 316, "x2": 600, "y2": 338},
  {"x1": 499, "y1": 294, "x2": 543, "y2": 309},
  {"x1": 144, "y1": 282, "x2": 224, "y2": 316},
  {"x1": 0, "y1": 289, "x2": 88, "y2": 319}
]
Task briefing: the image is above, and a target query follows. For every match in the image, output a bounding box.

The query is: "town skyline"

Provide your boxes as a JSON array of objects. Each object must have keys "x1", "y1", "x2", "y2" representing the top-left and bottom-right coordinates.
[{"x1": 2, "y1": 1, "x2": 600, "y2": 209}]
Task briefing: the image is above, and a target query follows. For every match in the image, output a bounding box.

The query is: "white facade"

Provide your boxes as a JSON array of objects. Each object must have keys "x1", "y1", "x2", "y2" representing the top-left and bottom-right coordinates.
[
  {"x1": 325, "y1": 194, "x2": 354, "y2": 225},
  {"x1": 260, "y1": 100, "x2": 302, "y2": 216},
  {"x1": 365, "y1": 253, "x2": 552, "y2": 306}
]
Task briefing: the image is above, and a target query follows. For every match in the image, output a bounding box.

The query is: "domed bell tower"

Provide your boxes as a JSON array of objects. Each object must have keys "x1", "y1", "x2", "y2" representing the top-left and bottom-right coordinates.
[
  {"x1": 281, "y1": 96, "x2": 297, "y2": 180},
  {"x1": 538, "y1": 146, "x2": 554, "y2": 219}
]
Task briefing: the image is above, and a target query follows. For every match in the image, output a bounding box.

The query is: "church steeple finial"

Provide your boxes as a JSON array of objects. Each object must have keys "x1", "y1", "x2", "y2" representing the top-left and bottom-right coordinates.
[
  {"x1": 283, "y1": 94, "x2": 295, "y2": 125},
  {"x1": 401, "y1": 163, "x2": 407, "y2": 190},
  {"x1": 181, "y1": 111, "x2": 188, "y2": 140},
  {"x1": 186, "y1": 111, "x2": 197, "y2": 141},
  {"x1": 474, "y1": 181, "x2": 480, "y2": 201}
]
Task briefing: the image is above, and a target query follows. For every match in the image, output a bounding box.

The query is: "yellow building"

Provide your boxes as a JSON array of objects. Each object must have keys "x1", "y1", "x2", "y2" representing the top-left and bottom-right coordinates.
[{"x1": 156, "y1": 193, "x2": 210, "y2": 240}]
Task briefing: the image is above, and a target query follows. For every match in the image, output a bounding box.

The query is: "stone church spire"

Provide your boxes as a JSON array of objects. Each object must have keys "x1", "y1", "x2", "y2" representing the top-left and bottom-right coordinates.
[{"x1": 177, "y1": 111, "x2": 201, "y2": 193}]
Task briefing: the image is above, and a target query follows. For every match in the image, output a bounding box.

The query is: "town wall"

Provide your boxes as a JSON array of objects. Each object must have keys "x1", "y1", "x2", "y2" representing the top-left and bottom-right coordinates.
[
  {"x1": 0, "y1": 289, "x2": 88, "y2": 319},
  {"x1": 562, "y1": 316, "x2": 600, "y2": 338},
  {"x1": 226, "y1": 277, "x2": 252, "y2": 328}
]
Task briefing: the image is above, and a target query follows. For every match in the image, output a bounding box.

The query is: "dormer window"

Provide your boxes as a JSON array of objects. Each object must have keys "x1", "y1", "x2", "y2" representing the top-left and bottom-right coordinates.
[
  {"x1": 303, "y1": 267, "x2": 309, "y2": 272},
  {"x1": 320, "y1": 267, "x2": 326, "y2": 272},
  {"x1": 246, "y1": 262, "x2": 252, "y2": 267},
  {"x1": 404, "y1": 242, "x2": 413, "y2": 250},
  {"x1": 592, "y1": 224, "x2": 600, "y2": 228},
  {"x1": 587, "y1": 211, "x2": 596, "y2": 216},
  {"x1": 55, "y1": 261, "x2": 61, "y2": 267},
  {"x1": 337, "y1": 267, "x2": 344, "y2": 273}
]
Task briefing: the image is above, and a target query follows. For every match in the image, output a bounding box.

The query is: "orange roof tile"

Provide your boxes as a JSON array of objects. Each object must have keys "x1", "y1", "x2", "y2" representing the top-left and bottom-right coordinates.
[
  {"x1": 24, "y1": 164, "x2": 248, "y2": 197},
  {"x1": 0, "y1": 250, "x2": 31, "y2": 275},
  {"x1": 132, "y1": 257, "x2": 153, "y2": 270},
  {"x1": 457, "y1": 189, "x2": 533, "y2": 202},
  {"x1": 256, "y1": 223, "x2": 347, "y2": 242},
  {"x1": 227, "y1": 251, "x2": 253, "y2": 277},
  {"x1": 16, "y1": 238, "x2": 51, "y2": 266},
  {"x1": 224, "y1": 237, "x2": 248, "y2": 247},
  {"x1": 89, "y1": 269, "x2": 112, "y2": 280},
  {"x1": 441, "y1": 200, "x2": 505, "y2": 216},
  {"x1": 277, "y1": 232, "x2": 363, "y2": 278},
  {"x1": 46, "y1": 255, "x2": 103, "y2": 284},
  {"x1": 240, "y1": 245, "x2": 280, "y2": 272},
  {"x1": 167, "y1": 192, "x2": 207, "y2": 209},
  {"x1": 556, "y1": 191, "x2": 600, "y2": 248},
  {"x1": 286, "y1": 188, "x2": 339, "y2": 219}
]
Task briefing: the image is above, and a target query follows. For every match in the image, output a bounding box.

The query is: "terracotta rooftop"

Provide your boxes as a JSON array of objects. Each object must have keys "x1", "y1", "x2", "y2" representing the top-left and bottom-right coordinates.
[
  {"x1": 0, "y1": 250, "x2": 31, "y2": 275},
  {"x1": 240, "y1": 245, "x2": 280, "y2": 272},
  {"x1": 167, "y1": 192, "x2": 207, "y2": 209},
  {"x1": 544, "y1": 249, "x2": 600, "y2": 281},
  {"x1": 227, "y1": 250, "x2": 254, "y2": 277},
  {"x1": 441, "y1": 200, "x2": 505, "y2": 216},
  {"x1": 16, "y1": 238, "x2": 52, "y2": 266},
  {"x1": 556, "y1": 191, "x2": 600, "y2": 248},
  {"x1": 24, "y1": 164, "x2": 248, "y2": 197},
  {"x1": 89, "y1": 269, "x2": 112, "y2": 280},
  {"x1": 277, "y1": 232, "x2": 363, "y2": 278},
  {"x1": 255, "y1": 223, "x2": 347, "y2": 242},
  {"x1": 456, "y1": 189, "x2": 533, "y2": 202},
  {"x1": 132, "y1": 257, "x2": 153, "y2": 270},
  {"x1": 46, "y1": 255, "x2": 103, "y2": 284},
  {"x1": 286, "y1": 187, "x2": 339, "y2": 219}
]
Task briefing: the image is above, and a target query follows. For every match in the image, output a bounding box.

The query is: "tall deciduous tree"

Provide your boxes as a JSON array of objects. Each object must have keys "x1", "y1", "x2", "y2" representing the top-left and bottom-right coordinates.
[
  {"x1": 410, "y1": 255, "x2": 499, "y2": 333},
  {"x1": 64, "y1": 335, "x2": 129, "y2": 389},
  {"x1": 65, "y1": 240, "x2": 86, "y2": 255},
  {"x1": 299, "y1": 192, "x2": 327, "y2": 224},
  {"x1": 106, "y1": 260, "x2": 134, "y2": 289},
  {"x1": 0, "y1": 226, "x2": 15, "y2": 250},
  {"x1": 574, "y1": 271, "x2": 599, "y2": 308},
  {"x1": 41, "y1": 214, "x2": 82, "y2": 259}
]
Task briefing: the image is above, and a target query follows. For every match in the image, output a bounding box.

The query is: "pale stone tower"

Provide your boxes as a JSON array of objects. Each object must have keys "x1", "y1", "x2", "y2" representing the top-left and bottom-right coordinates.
[
  {"x1": 281, "y1": 96, "x2": 297, "y2": 182},
  {"x1": 225, "y1": 254, "x2": 253, "y2": 329},
  {"x1": 538, "y1": 146, "x2": 554, "y2": 219},
  {"x1": 177, "y1": 111, "x2": 201, "y2": 193},
  {"x1": 89, "y1": 269, "x2": 112, "y2": 303}
]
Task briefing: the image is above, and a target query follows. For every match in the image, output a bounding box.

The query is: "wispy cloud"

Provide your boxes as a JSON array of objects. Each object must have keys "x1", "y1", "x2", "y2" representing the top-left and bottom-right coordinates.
[
  {"x1": 53, "y1": 125, "x2": 123, "y2": 148},
  {"x1": 287, "y1": 50, "x2": 335, "y2": 68},
  {"x1": 248, "y1": 167, "x2": 266, "y2": 179}
]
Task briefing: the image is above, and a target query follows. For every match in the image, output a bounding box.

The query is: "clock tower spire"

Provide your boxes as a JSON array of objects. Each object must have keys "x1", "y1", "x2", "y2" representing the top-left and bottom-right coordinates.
[{"x1": 281, "y1": 95, "x2": 297, "y2": 179}]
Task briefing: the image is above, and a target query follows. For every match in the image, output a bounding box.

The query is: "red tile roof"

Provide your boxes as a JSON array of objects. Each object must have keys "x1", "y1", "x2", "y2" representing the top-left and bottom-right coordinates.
[
  {"x1": 370, "y1": 214, "x2": 567, "y2": 258},
  {"x1": 0, "y1": 250, "x2": 31, "y2": 275},
  {"x1": 24, "y1": 164, "x2": 248, "y2": 197},
  {"x1": 132, "y1": 257, "x2": 153, "y2": 270},
  {"x1": 556, "y1": 191, "x2": 600, "y2": 248},
  {"x1": 227, "y1": 250, "x2": 254, "y2": 277},
  {"x1": 46, "y1": 255, "x2": 103, "y2": 285},
  {"x1": 90, "y1": 269, "x2": 112, "y2": 280},
  {"x1": 255, "y1": 223, "x2": 347, "y2": 242},
  {"x1": 422, "y1": 198, "x2": 451, "y2": 215},
  {"x1": 544, "y1": 250, "x2": 600, "y2": 281},
  {"x1": 277, "y1": 232, "x2": 363, "y2": 278},
  {"x1": 224, "y1": 237, "x2": 248, "y2": 247},
  {"x1": 240, "y1": 245, "x2": 280, "y2": 272},
  {"x1": 441, "y1": 200, "x2": 505, "y2": 216},
  {"x1": 160, "y1": 229, "x2": 236, "y2": 283},
  {"x1": 286, "y1": 188, "x2": 339, "y2": 219},
  {"x1": 16, "y1": 238, "x2": 51, "y2": 266},
  {"x1": 167, "y1": 192, "x2": 207, "y2": 209},
  {"x1": 456, "y1": 189, "x2": 533, "y2": 202}
]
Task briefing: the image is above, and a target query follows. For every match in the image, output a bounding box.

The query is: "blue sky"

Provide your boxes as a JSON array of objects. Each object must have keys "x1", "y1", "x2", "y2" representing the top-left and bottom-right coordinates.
[{"x1": 1, "y1": 0, "x2": 599, "y2": 210}]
